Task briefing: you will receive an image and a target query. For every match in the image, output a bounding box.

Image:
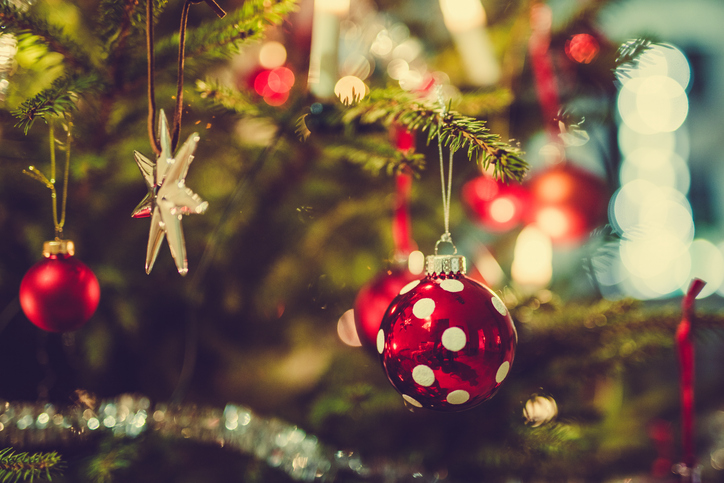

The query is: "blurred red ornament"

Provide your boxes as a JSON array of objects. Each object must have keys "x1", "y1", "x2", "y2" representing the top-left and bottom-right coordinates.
[
  {"x1": 565, "y1": 33, "x2": 600, "y2": 64},
  {"x1": 527, "y1": 163, "x2": 608, "y2": 243},
  {"x1": 354, "y1": 266, "x2": 421, "y2": 353},
  {"x1": 378, "y1": 254, "x2": 516, "y2": 411},
  {"x1": 462, "y1": 176, "x2": 531, "y2": 232},
  {"x1": 19, "y1": 240, "x2": 100, "y2": 333}
]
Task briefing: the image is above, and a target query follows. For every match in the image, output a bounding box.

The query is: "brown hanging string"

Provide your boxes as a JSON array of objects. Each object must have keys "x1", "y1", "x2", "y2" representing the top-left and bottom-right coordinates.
[
  {"x1": 146, "y1": 0, "x2": 161, "y2": 155},
  {"x1": 145, "y1": 0, "x2": 226, "y2": 154}
]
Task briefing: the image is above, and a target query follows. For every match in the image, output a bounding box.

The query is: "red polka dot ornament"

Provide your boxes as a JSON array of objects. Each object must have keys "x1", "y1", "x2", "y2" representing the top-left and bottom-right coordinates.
[
  {"x1": 20, "y1": 240, "x2": 100, "y2": 332},
  {"x1": 377, "y1": 241, "x2": 517, "y2": 411}
]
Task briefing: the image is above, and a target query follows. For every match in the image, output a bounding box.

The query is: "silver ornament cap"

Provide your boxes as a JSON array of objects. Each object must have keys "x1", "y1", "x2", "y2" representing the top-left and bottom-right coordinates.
[{"x1": 426, "y1": 254, "x2": 466, "y2": 276}]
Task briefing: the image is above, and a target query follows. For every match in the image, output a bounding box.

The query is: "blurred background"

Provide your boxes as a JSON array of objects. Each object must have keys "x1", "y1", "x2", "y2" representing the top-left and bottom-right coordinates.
[{"x1": 2, "y1": 0, "x2": 724, "y2": 481}]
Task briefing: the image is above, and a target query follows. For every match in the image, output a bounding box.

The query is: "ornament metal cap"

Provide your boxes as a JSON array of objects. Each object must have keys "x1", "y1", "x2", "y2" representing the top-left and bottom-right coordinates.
[
  {"x1": 426, "y1": 234, "x2": 465, "y2": 275},
  {"x1": 426, "y1": 254, "x2": 466, "y2": 276},
  {"x1": 43, "y1": 239, "x2": 75, "y2": 257}
]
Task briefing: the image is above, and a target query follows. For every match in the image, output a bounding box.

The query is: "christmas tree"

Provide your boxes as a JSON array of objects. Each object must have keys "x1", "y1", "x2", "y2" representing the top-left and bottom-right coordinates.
[{"x1": 1, "y1": 0, "x2": 724, "y2": 481}]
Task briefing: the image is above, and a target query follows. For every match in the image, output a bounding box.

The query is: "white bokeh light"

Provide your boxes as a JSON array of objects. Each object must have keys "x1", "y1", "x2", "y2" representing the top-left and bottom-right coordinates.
[
  {"x1": 619, "y1": 148, "x2": 690, "y2": 194},
  {"x1": 688, "y1": 240, "x2": 724, "y2": 298}
]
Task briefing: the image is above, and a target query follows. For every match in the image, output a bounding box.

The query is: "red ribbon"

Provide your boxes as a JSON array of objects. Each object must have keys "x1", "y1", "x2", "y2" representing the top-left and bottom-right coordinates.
[
  {"x1": 676, "y1": 278, "x2": 706, "y2": 474},
  {"x1": 391, "y1": 126, "x2": 416, "y2": 259},
  {"x1": 528, "y1": 3, "x2": 561, "y2": 138}
]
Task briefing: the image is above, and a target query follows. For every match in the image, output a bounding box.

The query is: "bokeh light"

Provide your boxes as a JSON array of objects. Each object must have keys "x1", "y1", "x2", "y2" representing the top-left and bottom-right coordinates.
[
  {"x1": 619, "y1": 148, "x2": 690, "y2": 194},
  {"x1": 337, "y1": 309, "x2": 362, "y2": 347},
  {"x1": 438, "y1": 0, "x2": 486, "y2": 32},
  {"x1": 259, "y1": 41, "x2": 287, "y2": 69},
  {"x1": 254, "y1": 66, "x2": 295, "y2": 106},
  {"x1": 511, "y1": 226, "x2": 552, "y2": 289},
  {"x1": 687, "y1": 240, "x2": 724, "y2": 298},
  {"x1": 565, "y1": 33, "x2": 599, "y2": 64},
  {"x1": 334, "y1": 76, "x2": 367, "y2": 104},
  {"x1": 408, "y1": 250, "x2": 425, "y2": 275}
]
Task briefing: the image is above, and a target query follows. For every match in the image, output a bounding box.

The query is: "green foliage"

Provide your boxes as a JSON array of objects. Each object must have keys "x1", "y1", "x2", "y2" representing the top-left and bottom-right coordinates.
[
  {"x1": 155, "y1": 0, "x2": 299, "y2": 63},
  {"x1": 197, "y1": 79, "x2": 262, "y2": 118},
  {"x1": 95, "y1": 0, "x2": 168, "y2": 47},
  {"x1": 0, "y1": 448, "x2": 63, "y2": 483},
  {"x1": 323, "y1": 137, "x2": 426, "y2": 176},
  {"x1": 11, "y1": 73, "x2": 102, "y2": 133},
  {"x1": 83, "y1": 437, "x2": 140, "y2": 483},
  {"x1": 0, "y1": 0, "x2": 93, "y2": 72},
  {"x1": 340, "y1": 88, "x2": 529, "y2": 183}
]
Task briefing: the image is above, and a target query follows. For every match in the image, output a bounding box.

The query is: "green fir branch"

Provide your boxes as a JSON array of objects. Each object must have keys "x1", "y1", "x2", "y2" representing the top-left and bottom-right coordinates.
[
  {"x1": 341, "y1": 88, "x2": 528, "y2": 183},
  {"x1": 0, "y1": 0, "x2": 93, "y2": 72},
  {"x1": 520, "y1": 298, "x2": 724, "y2": 379},
  {"x1": 96, "y1": 0, "x2": 168, "y2": 47},
  {"x1": 12, "y1": 74, "x2": 101, "y2": 133},
  {"x1": 197, "y1": 79, "x2": 262, "y2": 118},
  {"x1": 0, "y1": 447, "x2": 63, "y2": 483},
  {"x1": 613, "y1": 38, "x2": 656, "y2": 82},
  {"x1": 324, "y1": 137, "x2": 426, "y2": 176},
  {"x1": 154, "y1": 0, "x2": 298, "y2": 66}
]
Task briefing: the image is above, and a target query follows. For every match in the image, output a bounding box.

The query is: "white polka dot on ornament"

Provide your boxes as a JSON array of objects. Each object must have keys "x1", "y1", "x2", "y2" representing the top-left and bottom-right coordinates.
[
  {"x1": 440, "y1": 279, "x2": 464, "y2": 292},
  {"x1": 441, "y1": 327, "x2": 467, "y2": 351},
  {"x1": 446, "y1": 390, "x2": 470, "y2": 405},
  {"x1": 492, "y1": 296, "x2": 507, "y2": 316},
  {"x1": 496, "y1": 361, "x2": 510, "y2": 383},
  {"x1": 412, "y1": 298, "x2": 435, "y2": 319},
  {"x1": 412, "y1": 364, "x2": 435, "y2": 386},
  {"x1": 399, "y1": 279, "x2": 420, "y2": 295}
]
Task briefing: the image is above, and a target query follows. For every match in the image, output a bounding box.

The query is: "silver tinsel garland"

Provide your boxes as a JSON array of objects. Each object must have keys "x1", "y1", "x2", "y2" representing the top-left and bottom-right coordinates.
[{"x1": 0, "y1": 393, "x2": 447, "y2": 482}]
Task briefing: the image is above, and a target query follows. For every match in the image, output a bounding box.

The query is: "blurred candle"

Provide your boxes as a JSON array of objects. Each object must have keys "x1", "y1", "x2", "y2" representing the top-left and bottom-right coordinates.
[
  {"x1": 439, "y1": 0, "x2": 500, "y2": 86},
  {"x1": 308, "y1": 0, "x2": 350, "y2": 98}
]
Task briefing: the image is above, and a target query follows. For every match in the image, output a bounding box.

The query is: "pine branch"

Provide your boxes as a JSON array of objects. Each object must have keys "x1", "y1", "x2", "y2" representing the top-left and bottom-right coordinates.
[
  {"x1": 324, "y1": 137, "x2": 426, "y2": 176},
  {"x1": 196, "y1": 79, "x2": 262, "y2": 117},
  {"x1": 613, "y1": 38, "x2": 656, "y2": 83},
  {"x1": 12, "y1": 74, "x2": 102, "y2": 133},
  {"x1": 96, "y1": 0, "x2": 167, "y2": 46},
  {"x1": 340, "y1": 88, "x2": 529, "y2": 183},
  {"x1": 518, "y1": 297, "x2": 724, "y2": 380},
  {"x1": 154, "y1": 0, "x2": 299, "y2": 66},
  {"x1": 0, "y1": 447, "x2": 63, "y2": 483},
  {"x1": 0, "y1": 0, "x2": 93, "y2": 72}
]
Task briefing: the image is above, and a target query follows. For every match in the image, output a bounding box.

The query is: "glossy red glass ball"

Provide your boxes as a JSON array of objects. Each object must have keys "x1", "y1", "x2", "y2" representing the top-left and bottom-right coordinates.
[
  {"x1": 462, "y1": 175, "x2": 531, "y2": 232},
  {"x1": 378, "y1": 273, "x2": 517, "y2": 411},
  {"x1": 20, "y1": 253, "x2": 100, "y2": 332},
  {"x1": 354, "y1": 267, "x2": 421, "y2": 353}
]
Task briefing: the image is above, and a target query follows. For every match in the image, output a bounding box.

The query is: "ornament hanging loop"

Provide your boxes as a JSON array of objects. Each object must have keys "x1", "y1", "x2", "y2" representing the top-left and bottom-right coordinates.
[{"x1": 434, "y1": 233, "x2": 457, "y2": 255}]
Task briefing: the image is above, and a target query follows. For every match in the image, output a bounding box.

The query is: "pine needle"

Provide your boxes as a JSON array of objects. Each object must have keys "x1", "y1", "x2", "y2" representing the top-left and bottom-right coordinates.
[
  {"x1": 154, "y1": 0, "x2": 299, "y2": 66},
  {"x1": 11, "y1": 74, "x2": 101, "y2": 133},
  {"x1": 0, "y1": 448, "x2": 63, "y2": 483},
  {"x1": 340, "y1": 88, "x2": 528, "y2": 183}
]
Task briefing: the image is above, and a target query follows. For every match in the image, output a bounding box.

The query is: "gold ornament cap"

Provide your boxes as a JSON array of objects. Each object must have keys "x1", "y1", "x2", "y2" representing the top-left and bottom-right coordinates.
[{"x1": 43, "y1": 239, "x2": 75, "y2": 257}]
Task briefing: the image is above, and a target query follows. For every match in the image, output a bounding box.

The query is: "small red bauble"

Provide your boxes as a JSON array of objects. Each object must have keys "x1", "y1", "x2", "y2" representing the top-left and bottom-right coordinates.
[
  {"x1": 378, "y1": 254, "x2": 517, "y2": 411},
  {"x1": 527, "y1": 163, "x2": 608, "y2": 243},
  {"x1": 462, "y1": 175, "x2": 531, "y2": 233},
  {"x1": 20, "y1": 240, "x2": 100, "y2": 332},
  {"x1": 354, "y1": 267, "x2": 421, "y2": 353}
]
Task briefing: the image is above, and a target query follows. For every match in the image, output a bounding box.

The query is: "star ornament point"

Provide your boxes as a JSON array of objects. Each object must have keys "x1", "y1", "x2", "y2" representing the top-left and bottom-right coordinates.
[{"x1": 132, "y1": 110, "x2": 208, "y2": 276}]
